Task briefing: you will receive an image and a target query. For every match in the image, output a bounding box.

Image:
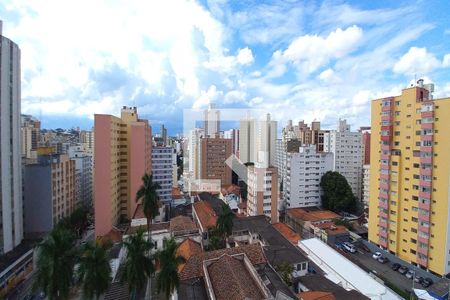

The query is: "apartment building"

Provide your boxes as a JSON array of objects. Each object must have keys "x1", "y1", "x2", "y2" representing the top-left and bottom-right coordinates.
[
  {"x1": 21, "y1": 114, "x2": 40, "y2": 160},
  {"x1": 368, "y1": 80, "x2": 450, "y2": 276},
  {"x1": 362, "y1": 164, "x2": 370, "y2": 208},
  {"x1": 324, "y1": 119, "x2": 363, "y2": 199},
  {"x1": 152, "y1": 146, "x2": 176, "y2": 204},
  {"x1": 24, "y1": 151, "x2": 76, "y2": 236},
  {"x1": 94, "y1": 106, "x2": 152, "y2": 237},
  {"x1": 68, "y1": 145, "x2": 93, "y2": 207},
  {"x1": 200, "y1": 138, "x2": 232, "y2": 186},
  {"x1": 0, "y1": 23, "x2": 23, "y2": 254},
  {"x1": 223, "y1": 128, "x2": 239, "y2": 155},
  {"x1": 247, "y1": 165, "x2": 278, "y2": 222},
  {"x1": 284, "y1": 145, "x2": 333, "y2": 208}
]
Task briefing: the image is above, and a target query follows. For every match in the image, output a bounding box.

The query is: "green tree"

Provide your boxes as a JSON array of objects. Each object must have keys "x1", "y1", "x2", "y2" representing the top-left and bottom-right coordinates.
[
  {"x1": 320, "y1": 171, "x2": 357, "y2": 213},
  {"x1": 207, "y1": 226, "x2": 224, "y2": 251},
  {"x1": 77, "y1": 241, "x2": 112, "y2": 299},
  {"x1": 217, "y1": 203, "x2": 234, "y2": 239},
  {"x1": 121, "y1": 228, "x2": 155, "y2": 299},
  {"x1": 156, "y1": 238, "x2": 186, "y2": 298},
  {"x1": 136, "y1": 174, "x2": 161, "y2": 240},
  {"x1": 275, "y1": 263, "x2": 294, "y2": 286},
  {"x1": 34, "y1": 227, "x2": 78, "y2": 300}
]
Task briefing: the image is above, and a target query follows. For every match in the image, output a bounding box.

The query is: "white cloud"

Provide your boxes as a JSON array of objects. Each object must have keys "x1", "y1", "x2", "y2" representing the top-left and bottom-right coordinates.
[
  {"x1": 224, "y1": 90, "x2": 246, "y2": 104},
  {"x1": 192, "y1": 85, "x2": 223, "y2": 108},
  {"x1": 443, "y1": 54, "x2": 450, "y2": 67},
  {"x1": 270, "y1": 25, "x2": 363, "y2": 77},
  {"x1": 393, "y1": 47, "x2": 440, "y2": 75},
  {"x1": 236, "y1": 47, "x2": 254, "y2": 65},
  {"x1": 318, "y1": 68, "x2": 334, "y2": 81},
  {"x1": 352, "y1": 90, "x2": 371, "y2": 106}
]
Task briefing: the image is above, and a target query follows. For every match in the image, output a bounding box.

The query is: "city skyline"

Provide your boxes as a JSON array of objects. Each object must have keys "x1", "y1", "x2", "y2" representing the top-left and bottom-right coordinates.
[{"x1": 1, "y1": 1, "x2": 450, "y2": 134}]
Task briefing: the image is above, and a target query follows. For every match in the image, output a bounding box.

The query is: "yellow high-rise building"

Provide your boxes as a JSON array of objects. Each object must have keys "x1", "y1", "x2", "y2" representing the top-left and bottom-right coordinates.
[{"x1": 369, "y1": 80, "x2": 450, "y2": 276}]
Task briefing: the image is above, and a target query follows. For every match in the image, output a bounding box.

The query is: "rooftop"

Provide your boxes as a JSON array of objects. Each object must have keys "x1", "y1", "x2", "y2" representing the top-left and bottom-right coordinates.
[
  {"x1": 176, "y1": 239, "x2": 202, "y2": 272},
  {"x1": 125, "y1": 222, "x2": 170, "y2": 235},
  {"x1": 0, "y1": 240, "x2": 36, "y2": 275},
  {"x1": 179, "y1": 243, "x2": 266, "y2": 281},
  {"x1": 221, "y1": 184, "x2": 241, "y2": 196},
  {"x1": 170, "y1": 215, "x2": 198, "y2": 234},
  {"x1": 192, "y1": 194, "x2": 225, "y2": 229},
  {"x1": 287, "y1": 207, "x2": 339, "y2": 222},
  {"x1": 299, "y1": 275, "x2": 368, "y2": 300},
  {"x1": 132, "y1": 204, "x2": 146, "y2": 219},
  {"x1": 298, "y1": 291, "x2": 335, "y2": 300},
  {"x1": 272, "y1": 222, "x2": 301, "y2": 244},
  {"x1": 205, "y1": 254, "x2": 266, "y2": 300},
  {"x1": 172, "y1": 187, "x2": 183, "y2": 199}
]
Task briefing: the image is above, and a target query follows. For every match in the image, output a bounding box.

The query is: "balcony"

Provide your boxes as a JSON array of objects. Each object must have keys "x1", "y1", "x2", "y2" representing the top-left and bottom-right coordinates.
[
  {"x1": 379, "y1": 218, "x2": 388, "y2": 228},
  {"x1": 380, "y1": 173, "x2": 390, "y2": 180},
  {"x1": 416, "y1": 256, "x2": 428, "y2": 267},
  {"x1": 421, "y1": 111, "x2": 434, "y2": 118},
  {"x1": 379, "y1": 239, "x2": 387, "y2": 248},
  {"x1": 379, "y1": 182, "x2": 389, "y2": 190},
  {"x1": 419, "y1": 191, "x2": 431, "y2": 199},
  {"x1": 380, "y1": 164, "x2": 390, "y2": 170},
  {"x1": 417, "y1": 235, "x2": 429, "y2": 244},
  {"x1": 418, "y1": 213, "x2": 430, "y2": 222},
  {"x1": 420, "y1": 135, "x2": 433, "y2": 142},
  {"x1": 379, "y1": 191, "x2": 389, "y2": 199},
  {"x1": 381, "y1": 154, "x2": 390, "y2": 160},
  {"x1": 420, "y1": 168, "x2": 432, "y2": 176},
  {"x1": 381, "y1": 136, "x2": 392, "y2": 142},
  {"x1": 379, "y1": 230, "x2": 388, "y2": 238},
  {"x1": 379, "y1": 211, "x2": 388, "y2": 219},
  {"x1": 420, "y1": 157, "x2": 432, "y2": 164},
  {"x1": 421, "y1": 122, "x2": 433, "y2": 130},
  {"x1": 418, "y1": 225, "x2": 430, "y2": 234},
  {"x1": 420, "y1": 180, "x2": 432, "y2": 187},
  {"x1": 418, "y1": 201, "x2": 431, "y2": 210},
  {"x1": 378, "y1": 200, "x2": 388, "y2": 209},
  {"x1": 417, "y1": 246, "x2": 428, "y2": 256},
  {"x1": 381, "y1": 144, "x2": 392, "y2": 151},
  {"x1": 381, "y1": 115, "x2": 393, "y2": 122}
]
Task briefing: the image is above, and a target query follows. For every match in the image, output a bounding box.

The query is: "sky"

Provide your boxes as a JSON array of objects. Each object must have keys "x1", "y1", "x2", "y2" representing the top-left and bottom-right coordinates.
[{"x1": 1, "y1": 0, "x2": 450, "y2": 134}]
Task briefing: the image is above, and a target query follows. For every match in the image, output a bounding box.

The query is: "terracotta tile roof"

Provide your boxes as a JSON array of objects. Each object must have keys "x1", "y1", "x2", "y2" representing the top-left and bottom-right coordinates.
[
  {"x1": 176, "y1": 239, "x2": 202, "y2": 272},
  {"x1": 170, "y1": 216, "x2": 198, "y2": 233},
  {"x1": 221, "y1": 184, "x2": 241, "y2": 196},
  {"x1": 97, "y1": 228, "x2": 123, "y2": 243},
  {"x1": 172, "y1": 187, "x2": 183, "y2": 199},
  {"x1": 206, "y1": 254, "x2": 265, "y2": 300},
  {"x1": 315, "y1": 222, "x2": 336, "y2": 229},
  {"x1": 272, "y1": 223, "x2": 300, "y2": 244},
  {"x1": 193, "y1": 200, "x2": 218, "y2": 229},
  {"x1": 133, "y1": 204, "x2": 146, "y2": 219},
  {"x1": 324, "y1": 225, "x2": 348, "y2": 235},
  {"x1": 287, "y1": 208, "x2": 339, "y2": 222},
  {"x1": 125, "y1": 222, "x2": 170, "y2": 235},
  {"x1": 298, "y1": 291, "x2": 335, "y2": 300},
  {"x1": 179, "y1": 243, "x2": 267, "y2": 281}
]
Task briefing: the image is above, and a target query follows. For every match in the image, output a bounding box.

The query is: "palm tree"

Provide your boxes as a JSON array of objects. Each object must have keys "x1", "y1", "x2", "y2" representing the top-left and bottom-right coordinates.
[
  {"x1": 217, "y1": 203, "x2": 235, "y2": 239},
  {"x1": 121, "y1": 228, "x2": 155, "y2": 299},
  {"x1": 77, "y1": 241, "x2": 112, "y2": 299},
  {"x1": 156, "y1": 238, "x2": 185, "y2": 298},
  {"x1": 136, "y1": 173, "x2": 161, "y2": 240},
  {"x1": 34, "y1": 227, "x2": 77, "y2": 300}
]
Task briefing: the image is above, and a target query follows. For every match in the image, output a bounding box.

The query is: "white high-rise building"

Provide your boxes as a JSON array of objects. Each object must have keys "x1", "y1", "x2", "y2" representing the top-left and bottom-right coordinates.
[
  {"x1": 152, "y1": 146, "x2": 176, "y2": 204},
  {"x1": 324, "y1": 119, "x2": 363, "y2": 199},
  {"x1": 239, "y1": 113, "x2": 277, "y2": 167},
  {"x1": 284, "y1": 145, "x2": 333, "y2": 208},
  {"x1": 68, "y1": 145, "x2": 93, "y2": 207},
  {"x1": 0, "y1": 22, "x2": 23, "y2": 253},
  {"x1": 187, "y1": 128, "x2": 204, "y2": 179},
  {"x1": 223, "y1": 128, "x2": 239, "y2": 155},
  {"x1": 204, "y1": 104, "x2": 220, "y2": 138}
]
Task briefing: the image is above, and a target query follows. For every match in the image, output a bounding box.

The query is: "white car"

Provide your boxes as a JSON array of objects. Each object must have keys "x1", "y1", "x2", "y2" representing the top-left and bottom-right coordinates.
[
  {"x1": 343, "y1": 242, "x2": 356, "y2": 253},
  {"x1": 372, "y1": 252, "x2": 382, "y2": 260}
]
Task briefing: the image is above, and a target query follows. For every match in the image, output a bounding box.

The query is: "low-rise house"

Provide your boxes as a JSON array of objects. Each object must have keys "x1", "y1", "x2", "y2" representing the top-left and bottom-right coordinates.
[
  {"x1": 310, "y1": 223, "x2": 350, "y2": 246},
  {"x1": 285, "y1": 207, "x2": 340, "y2": 238}
]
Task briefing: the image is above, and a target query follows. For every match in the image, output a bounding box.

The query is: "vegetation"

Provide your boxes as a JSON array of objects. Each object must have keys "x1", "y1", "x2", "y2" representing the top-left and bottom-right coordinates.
[
  {"x1": 275, "y1": 263, "x2": 294, "y2": 286},
  {"x1": 57, "y1": 205, "x2": 90, "y2": 238},
  {"x1": 136, "y1": 173, "x2": 161, "y2": 240},
  {"x1": 121, "y1": 228, "x2": 155, "y2": 298},
  {"x1": 207, "y1": 226, "x2": 224, "y2": 250},
  {"x1": 334, "y1": 218, "x2": 354, "y2": 231},
  {"x1": 320, "y1": 171, "x2": 357, "y2": 213},
  {"x1": 77, "y1": 241, "x2": 112, "y2": 299},
  {"x1": 156, "y1": 238, "x2": 186, "y2": 298},
  {"x1": 217, "y1": 203, "x2": 234, "y2": 238},
  {"x1": 34, "y1": 227, "x2": 78, "y2": 300}
]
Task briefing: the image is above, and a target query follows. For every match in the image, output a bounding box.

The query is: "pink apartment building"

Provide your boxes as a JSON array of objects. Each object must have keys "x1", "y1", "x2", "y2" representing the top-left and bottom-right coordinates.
[{"x1": 94, "y1": 106, "x2": 152, "y2": 237}]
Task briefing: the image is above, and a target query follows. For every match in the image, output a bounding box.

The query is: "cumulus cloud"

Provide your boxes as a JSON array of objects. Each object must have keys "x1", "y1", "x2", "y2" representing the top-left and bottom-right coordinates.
[
  {"x1": 393, "y1": 47, "x2": 440, "y2": 75},
  {"x1": 193, "y1": 85, "x2": 223, "y2": 109},
  {"x1": 236, "y1": 47, "x2": 254, "y2": 65},
  {"x1": 270, "y1": 25, "x2": 363, "y2": 77},
  {"x1": 443, "y1": 54, "x2": 450, "y2": 67}
]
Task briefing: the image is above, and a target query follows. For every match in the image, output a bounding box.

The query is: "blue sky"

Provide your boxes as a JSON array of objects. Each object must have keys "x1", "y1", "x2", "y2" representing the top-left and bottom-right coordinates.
[{"x1": 1, "y1": 0, "x2": 450, "y2": 134}]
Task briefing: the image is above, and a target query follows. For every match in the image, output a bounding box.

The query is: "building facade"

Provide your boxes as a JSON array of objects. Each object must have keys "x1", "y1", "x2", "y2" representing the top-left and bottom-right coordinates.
[
  {"x1": 368, "y1": 80, "x2": 450, "y2": 276},
  {"x1": 362, "y1": 164, "x2": 370, "y2": 208},
  {"x1": 203, "y1": 104, "x2": 220, "y2": 138},
  {"x1": 247, "y1": 165, "x2": 278, "y2": 222},
  {"x1": 324, "y1": 119, "x2": 363, "y2": 199},
  {"x1": 21, "y1": 114, "x2": 40, "y2": 160},
  {"x1": 223, "y1": 128, "x2": 239, "y2": 155},
  {"x1": 200, "y1": 138, "x2": 232, "y2": 186},
  {"x1": 68, "y1": 145, "x2": 93, "y2": 207},
  {"x1": 0, "y1": 23, "x2": 23, "y2": 254},
  {"x1": 152, "y1": 146, "x2": 175, "y2": 204},
  {"x1": 94, "y1": 107, "x2": 152, "y2": 237},
  {"x1": 24, "y1": 152, "x2": 76, "y2": 236},
  {"x1": 284, "y1": 145, "x2": 333, "y2": 208}
]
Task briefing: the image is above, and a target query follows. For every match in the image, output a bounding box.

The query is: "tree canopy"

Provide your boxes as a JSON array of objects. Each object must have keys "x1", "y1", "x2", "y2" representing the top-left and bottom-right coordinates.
[{"x1": 320, "y1": 171, "x2": 357, "y2": 213}]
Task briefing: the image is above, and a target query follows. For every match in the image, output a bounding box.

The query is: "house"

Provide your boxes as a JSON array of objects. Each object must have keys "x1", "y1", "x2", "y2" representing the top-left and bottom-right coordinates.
[
  {"x1": 311, "y1": 222, "x2": 350, "y2": 246},
  {"x1": 285, "y1": 207, "x2": 340, "y2": 238}
]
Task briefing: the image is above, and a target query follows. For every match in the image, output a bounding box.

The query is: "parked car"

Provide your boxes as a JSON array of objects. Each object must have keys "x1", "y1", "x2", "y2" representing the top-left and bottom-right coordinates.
[
  {"x1": 398, "y1": 266, "x2": 409, "y2": 275},
  {"x1": 422, "y1": 278, "x2": 433, "y2": 288},
  {"x1": 391, "y1": 263, "x2": 401, "y2": 271},
  {"x1": 405, "y1": 270, "x2": 414, "y2": 279},
  {"x1": 377, "y1": 256, "x2": 388, "y2": 264},
  {"x1": 343, "y1": 242, "x2": 356, "y2": 253},
  {"x1": 414, "y1": 275, "x2": 424, "y2": 284},
  {"x1": 372, "y1": 252, "x2": 382, "y2": 260}
]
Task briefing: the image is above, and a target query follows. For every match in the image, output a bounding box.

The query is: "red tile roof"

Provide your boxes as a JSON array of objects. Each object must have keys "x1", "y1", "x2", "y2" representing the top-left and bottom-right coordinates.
[
  {"x1": 273, "y1": 223, "x2": 300, "y2": 244},
  {"x1": 97, "y1": 228, "x2": 123, "y2": 243},
  {"x1": 206, "y1": 254, "x2": 265, "y2": 300},
  {"x1": 170, "y1": 216, "x2": 198, "y2": 233},
  {"x1": 221, "y1": 184, "x2": 241, "y2": 196},
  {"x1": 287, "y1": 208, "x2": 339, "y2": 222},
  {"x1": 179, "y1": 243, "x2": 267, "y2": 281},
  {"x1": 193, "y1": 200, "x2": 218, "y2": 229},
  {"x1": 298, "y1": 291, "x2": 335, "y2": 300},
  {"x1": 324, "y1": 225, "x2": 348, "y2": 235},
  {"x1": 133, "y1": 204, "x2": 146, "y2": 219},
  {"x1": 176, "y1": 239, "x2": 202, "y2": 272}
]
